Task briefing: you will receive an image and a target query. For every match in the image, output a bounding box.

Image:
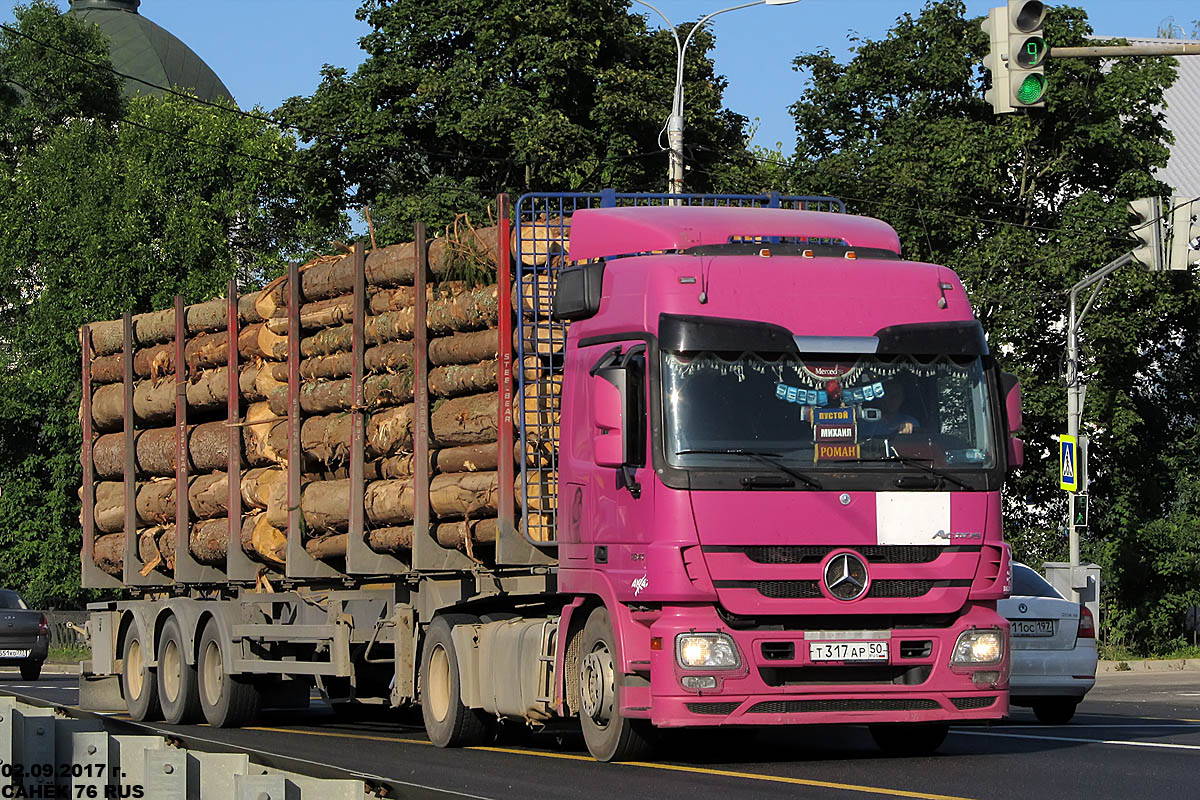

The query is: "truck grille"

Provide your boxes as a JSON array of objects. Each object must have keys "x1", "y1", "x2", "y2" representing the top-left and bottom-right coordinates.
[
  {"x1": 759, "y1": 665, "x2": 931, "y2": 687},
  {"x1": 866, "y1": 580, "x2": 935, "y2": 599},
  {"x1": 725, "y1": 545, "x2": 952, "y2": 565},
  {"x1": 755, "y1": 581, "x2": 822, "y2": 599},
  {"x1": 748, "y1": 699, "x2": 940, "y2": 714}
]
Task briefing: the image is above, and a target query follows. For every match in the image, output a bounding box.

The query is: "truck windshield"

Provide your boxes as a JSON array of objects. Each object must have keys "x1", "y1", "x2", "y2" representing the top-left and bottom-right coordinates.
[{"x1": 663, "y1": 351, "x2": 996, "y2": 473}]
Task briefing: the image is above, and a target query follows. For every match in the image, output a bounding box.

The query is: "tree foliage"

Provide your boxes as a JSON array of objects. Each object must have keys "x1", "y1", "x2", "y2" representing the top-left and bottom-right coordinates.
[
  {"x1": 0, "y1": 2, "x2": 341, "y2": 606},
  {"x1": 275, "y1": 0, "x2": 754, "y2": 243},
  {"x1": 784, "y1": 1, "x2": 1199, "y2": 649}
]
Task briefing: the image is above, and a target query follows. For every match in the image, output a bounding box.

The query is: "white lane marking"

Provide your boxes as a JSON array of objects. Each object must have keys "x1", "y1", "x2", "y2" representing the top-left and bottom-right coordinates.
[
  {"x1": 954, "y1": 730, "x2": 1200, "y2": 751},
  {"x1": 1176, "y1": 692, "x2": 1200, "y2": 697},
  {"x1": 998, "y1": 723, "x2": 1200, "y2": 729}
]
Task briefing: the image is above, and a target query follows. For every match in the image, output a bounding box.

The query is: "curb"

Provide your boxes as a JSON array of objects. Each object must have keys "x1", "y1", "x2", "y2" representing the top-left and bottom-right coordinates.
[{"x1": 1099, "y1": 658, "x2": 1200, "y2": 673}]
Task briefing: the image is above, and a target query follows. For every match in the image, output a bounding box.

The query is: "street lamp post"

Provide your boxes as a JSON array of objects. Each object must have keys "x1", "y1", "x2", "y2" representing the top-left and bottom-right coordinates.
[{"x1": 632, "y1": 0, "x2": 800, "y2": 196}]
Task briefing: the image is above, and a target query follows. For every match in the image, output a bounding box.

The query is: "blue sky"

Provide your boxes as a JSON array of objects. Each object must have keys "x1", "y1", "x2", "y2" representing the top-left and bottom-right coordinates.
[{"x1": 14, "y1": 1, "x2": 1200, "y2": 153}]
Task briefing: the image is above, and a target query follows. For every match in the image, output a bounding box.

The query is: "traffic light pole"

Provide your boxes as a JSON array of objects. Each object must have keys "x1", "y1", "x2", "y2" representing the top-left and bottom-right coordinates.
[
  {"x1": 1050, "y1": 42, "x2": 1200, "y2": 58},
  {"x1": 1064, "y1": 250, "x2": 1133, "y2": 600}
]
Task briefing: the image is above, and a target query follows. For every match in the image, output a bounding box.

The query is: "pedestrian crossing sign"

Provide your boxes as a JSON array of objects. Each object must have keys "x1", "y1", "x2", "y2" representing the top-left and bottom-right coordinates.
[{"x1": 1060, "y1": 435, "x2": 1079, "y2": 492}]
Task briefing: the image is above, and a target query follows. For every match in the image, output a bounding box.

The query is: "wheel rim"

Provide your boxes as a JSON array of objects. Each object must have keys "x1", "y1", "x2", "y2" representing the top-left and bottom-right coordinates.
[
  {"x1": 427, "y1": 643, "x2": 451, "y2": 723},
  {"x1": 201, "y1": 640, "x2": 223, "y2": 708},
  {"x1": 161, "y1": 639, "x2": 181, "y2": 704},
  {"x1": 126, "y1": 639, "x2": 144, "y2": 700},
  {"x1": 580, "y1": 641, "x2": 615, "y2": 728}
]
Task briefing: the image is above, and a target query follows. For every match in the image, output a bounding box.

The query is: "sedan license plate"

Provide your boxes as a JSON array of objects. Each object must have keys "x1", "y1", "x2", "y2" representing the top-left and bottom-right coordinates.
[
  {"x1": 0, "y1": 649, "x2": 30, "y2": 658},
  {"x1": 809, "y1": 641, "x2": 888, "y2": 662},
  {"x1": 1011, "y1": 620, "x2": 1055, "y2": 637}
]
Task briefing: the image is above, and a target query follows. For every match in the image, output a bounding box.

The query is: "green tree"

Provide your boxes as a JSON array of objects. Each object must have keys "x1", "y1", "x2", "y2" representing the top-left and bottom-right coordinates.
[
  {"x1": 0, "y1": 2, "x2": 341, "y2": 605},
  {"x1": 275, "y1": 0, "x2": 754, "y2": 243},
  {"x1": 782, "y1": 1, "x2": 1198, "y2": 649}
]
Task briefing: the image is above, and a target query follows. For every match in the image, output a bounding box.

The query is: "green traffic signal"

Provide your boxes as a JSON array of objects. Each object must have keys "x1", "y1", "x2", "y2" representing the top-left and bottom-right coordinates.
[{"x1": 1016, "y1": 73, "x2": 1046, "y2": 104}]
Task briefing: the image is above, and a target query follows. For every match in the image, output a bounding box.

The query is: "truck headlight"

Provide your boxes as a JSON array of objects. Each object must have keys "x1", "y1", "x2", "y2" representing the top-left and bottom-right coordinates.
[
  {"x1": 676, "y1": 633, "x2": 741, "y2": 669},
  {"x1": 950, "y1": 628, "x2": 1004, "y2": 666}
]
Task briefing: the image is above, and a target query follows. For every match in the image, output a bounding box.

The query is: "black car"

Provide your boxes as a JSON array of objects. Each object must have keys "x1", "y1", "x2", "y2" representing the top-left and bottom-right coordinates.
[{"x1": 0, "y1": 589, "x2": 49, "y2": 680}]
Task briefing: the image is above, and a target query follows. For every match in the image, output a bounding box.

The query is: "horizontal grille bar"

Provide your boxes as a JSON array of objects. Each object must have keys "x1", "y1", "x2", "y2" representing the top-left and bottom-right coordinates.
[
  {"x1": 705, "y1": 545, "x2": 977, "y2": 565},
  {"x1": 748, "y1": 698, "x2": 940, "y2": 714}
]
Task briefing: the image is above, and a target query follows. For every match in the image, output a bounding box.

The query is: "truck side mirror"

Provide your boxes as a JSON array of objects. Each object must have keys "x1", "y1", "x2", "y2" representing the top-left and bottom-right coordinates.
[
  {"x1": 1000, "y1": 372, "x2": 1023, "y2": 470},
  {"x1": 591, "y1": 365, "x2": 625, "y2": 468},
  {"x1": 589, "y1": 346, "x2": 646, "y2": 495}
]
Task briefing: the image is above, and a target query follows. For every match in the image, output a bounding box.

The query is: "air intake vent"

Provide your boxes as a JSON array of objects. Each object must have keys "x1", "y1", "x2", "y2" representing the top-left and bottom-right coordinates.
[
  {"x1": 748, "y1": 699, "x2": 940, "y2": 714},
  {"x1": 760, "y1": 642, "x2": 796, "y2": 661},
  {"x1": 734, "y1": 545, "x2": 949, "y2": 565},
  {"x1": 686, "y1": 702, "x2": 740, "y2": 716},
  {"x1": 756, "y1": 581, "x2": 822, "y2": 599},
  {"x1": 951, "y1": 696, "x2": 997, "y2": 711}
]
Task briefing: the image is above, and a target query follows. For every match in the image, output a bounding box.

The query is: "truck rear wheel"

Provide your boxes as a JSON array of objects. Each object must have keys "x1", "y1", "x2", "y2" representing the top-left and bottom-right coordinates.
[
  {"x1": 869, "y1": 723, "x2": 949, "y2": 756},
  {"x1": 122, "y1": 626, "x2": 161, "y2": 721},
  {"x1": 420, "y1": 614, "x2": 493, "y2": 747},
  {"x1": 578, "y1": 606, "x2": 654, "y2": 762},
  {"x1": 197, "y1": 623, "x2": 261, "y2": 728},
  {"x1": 157, "y1": 617, "x2": 202, "y2": 724}
]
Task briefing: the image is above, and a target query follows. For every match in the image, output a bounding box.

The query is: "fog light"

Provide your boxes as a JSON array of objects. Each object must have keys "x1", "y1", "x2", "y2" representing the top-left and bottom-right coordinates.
[
  {"x1": 676, "y1": 633, "x2": 741, "y2": 669},
  {"x1": 682, "y1": 675, "x2": 717, "y2": 690},
  {"x1": 972, "y1": 670, "x2": 1001, "y2": 687},
  {"x1": 950, "y1": 628, "x2": 1004, "y2": 666}
]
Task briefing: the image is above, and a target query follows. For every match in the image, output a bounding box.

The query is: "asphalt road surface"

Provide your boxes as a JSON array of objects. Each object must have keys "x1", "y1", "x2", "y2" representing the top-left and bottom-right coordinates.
[{"x1": 3, "y1": 668, "x2": 1199, "y2": 800}]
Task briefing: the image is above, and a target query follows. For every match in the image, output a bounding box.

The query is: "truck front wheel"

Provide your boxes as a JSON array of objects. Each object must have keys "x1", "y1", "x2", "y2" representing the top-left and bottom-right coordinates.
[
  {"x1": 578, "y1": 606, "x2": 654, "y2": 762},
  {"x1": 197, "y1": 623, "x2": 261, "y2": 727},
  {"x1": 420, "y1": 614, "x2": 493, "y2": 747},
  {"x1": 122, "y1": 626, "x2": 161, "y2": 721},
  {"x1": 157, "y1": 617, "x2": 202, "y2": 724}
]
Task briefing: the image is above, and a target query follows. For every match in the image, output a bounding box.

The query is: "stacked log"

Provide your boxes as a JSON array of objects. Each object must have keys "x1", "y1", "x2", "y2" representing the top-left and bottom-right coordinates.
[{"x1": 85, "y1": 215, "x2": 565, "y2": 580}]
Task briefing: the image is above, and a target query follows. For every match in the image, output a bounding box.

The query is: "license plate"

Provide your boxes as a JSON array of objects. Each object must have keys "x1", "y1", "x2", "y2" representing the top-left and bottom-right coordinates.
[
  {"x1": 809, "y1": 641, "x2": 889, "y2": 662},
  {"x1": 1011, "y1": 620, "x2": 1055, "y2": 637},
  {"x1": 0, "y1": 649, "x2": 30, "y2": 658}
]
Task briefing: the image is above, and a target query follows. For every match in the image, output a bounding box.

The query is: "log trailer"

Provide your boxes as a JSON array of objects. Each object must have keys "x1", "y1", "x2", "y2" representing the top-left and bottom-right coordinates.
[{"x1": 78, "y1": 192, "x2": 1019, "y2": 761}]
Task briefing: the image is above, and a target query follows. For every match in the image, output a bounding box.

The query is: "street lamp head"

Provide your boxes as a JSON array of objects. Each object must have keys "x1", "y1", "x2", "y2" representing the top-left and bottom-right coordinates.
[{"x1": 764, "y1": 0, "x2": 801, "y2": 5}]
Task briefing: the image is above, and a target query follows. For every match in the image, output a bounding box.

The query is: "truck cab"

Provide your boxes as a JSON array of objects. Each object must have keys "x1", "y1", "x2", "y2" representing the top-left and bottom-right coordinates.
[{"x1": 536, "y1": 204, "x2": 1017, "y2": 759}]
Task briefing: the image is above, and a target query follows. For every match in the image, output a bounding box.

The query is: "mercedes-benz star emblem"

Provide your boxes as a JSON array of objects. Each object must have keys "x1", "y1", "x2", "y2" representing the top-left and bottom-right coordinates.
[{"x1": 824, "y1": 553, "x2": 868, "y2": 601}]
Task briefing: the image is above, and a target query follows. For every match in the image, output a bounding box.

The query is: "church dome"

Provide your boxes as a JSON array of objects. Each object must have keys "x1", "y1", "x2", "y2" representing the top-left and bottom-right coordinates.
[{"x1": 67, "y1": 0, "x2": 235, "y2": 105}]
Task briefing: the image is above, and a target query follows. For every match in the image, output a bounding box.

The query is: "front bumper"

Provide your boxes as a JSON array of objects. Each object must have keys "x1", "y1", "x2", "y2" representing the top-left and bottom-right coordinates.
[{"x1": 646, "y1": 604, "x2": 1009, "y2": 728}]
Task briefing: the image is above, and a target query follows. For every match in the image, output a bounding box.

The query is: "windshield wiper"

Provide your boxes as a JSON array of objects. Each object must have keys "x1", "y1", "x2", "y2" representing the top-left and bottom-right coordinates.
[
  {"x1": 844, "y1": 453, "x2": 970, "y2": 490},
  {"x1": 675, "y1": 449, "x2": 823, "y2": 489}
]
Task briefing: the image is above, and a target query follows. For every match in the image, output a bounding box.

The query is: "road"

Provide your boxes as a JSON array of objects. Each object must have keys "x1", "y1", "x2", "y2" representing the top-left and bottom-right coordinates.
[{"x1": 3, "y1": 668, "x2": 1199, "y2": 800}]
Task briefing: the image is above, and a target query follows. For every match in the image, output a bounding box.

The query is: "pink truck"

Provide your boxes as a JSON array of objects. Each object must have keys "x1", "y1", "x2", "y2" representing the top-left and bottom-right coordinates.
[{"x1": 80, "y1": 192, "x2": 1017, "y2": 763}]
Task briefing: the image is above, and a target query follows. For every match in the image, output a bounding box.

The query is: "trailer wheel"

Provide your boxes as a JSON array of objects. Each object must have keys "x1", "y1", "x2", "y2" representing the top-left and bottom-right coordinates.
[
  {"x1": 869, "y1": 723, "x2": 949, "y2": 756},
  {"x1": 420, "y1": 614, "x2": 493, "y2": 747},
  {"x1": 578, "y1": 606, "x2": 654, "y2": 762},
  {"x1": 122, "y1": 625, "x2": 161, "y2": 721},
  {"x1": 157, "y1": 617, "x2": 202, "y2": 724},
  {"x1": 197, "y1": 623, "x2": 261, "y2": 728}
]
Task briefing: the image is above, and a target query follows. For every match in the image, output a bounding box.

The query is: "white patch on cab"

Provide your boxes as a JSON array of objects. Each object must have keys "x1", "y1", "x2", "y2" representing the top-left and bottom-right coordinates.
[{"x1": 875, "y1": 493, "x2": 952, "y2": 546}]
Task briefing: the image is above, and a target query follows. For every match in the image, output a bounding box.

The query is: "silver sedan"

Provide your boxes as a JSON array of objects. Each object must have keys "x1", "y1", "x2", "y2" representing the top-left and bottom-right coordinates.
[{"x1": 998, "y1": 563, "x2": 1097, "y2": 724}]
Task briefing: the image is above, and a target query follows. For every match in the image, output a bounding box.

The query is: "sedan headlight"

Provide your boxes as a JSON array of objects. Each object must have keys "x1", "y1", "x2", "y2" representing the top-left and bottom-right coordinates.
[
  {"x1": 676, "y1": 633, "x2": 741, "y2": 669},
  {"x1": 950, "y1": 628, "x2": 1004, "y2": 666}
]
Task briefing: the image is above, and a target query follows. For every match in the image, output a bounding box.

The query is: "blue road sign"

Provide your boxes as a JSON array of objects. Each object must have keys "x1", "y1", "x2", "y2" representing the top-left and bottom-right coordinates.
[{"x1": 1060, "y1": 434, "x2": 1079, "y2": 492}]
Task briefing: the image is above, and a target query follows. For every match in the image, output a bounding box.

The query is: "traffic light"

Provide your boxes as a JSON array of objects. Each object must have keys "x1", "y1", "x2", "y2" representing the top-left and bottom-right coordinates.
[
  {"x1": 1168, "y1": 197, "x2": 1198, "y2": 271},
  {"x1": 981, "y1": 1, "x2": 1047, "y2": 114},
  {"x1": 1128, "y1": 197, "x2": 1164, "y2": 271},
  {"x1": 1007, "y1": 1, "x2": 1047, "y2": 108}
]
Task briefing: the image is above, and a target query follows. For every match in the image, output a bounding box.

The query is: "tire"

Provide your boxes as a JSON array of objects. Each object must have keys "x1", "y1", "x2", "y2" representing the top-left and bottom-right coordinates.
[
  {"x1": 1033, "y1": 698, "x2": 1079, "y2": 725},
  {"x1": 421, "y1": 614, "x2": 493, "y2": 747},
  {"x1": 578, "y1": 606, "x2": 655, "y2": 762},
  {"x1": 19, "y1": 661, "x2": 41, "y2": 681},
  {"x1": 869, "y1": 723, "x2": 949, "y2": 757},
  {"x1": 196, "y1": 623, "x2": 261, "y2": 728},
  {"x1": 122, "y1": 626, "x2": 161, "y2": 721},
  {"x1": 157, "y1": 617, "x2": 203, "y2": 724}
]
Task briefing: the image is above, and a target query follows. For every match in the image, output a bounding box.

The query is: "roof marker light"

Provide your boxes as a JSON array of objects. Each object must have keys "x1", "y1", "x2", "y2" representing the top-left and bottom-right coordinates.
[
  {"x1": 939, "y1": 282, "x2": 954, "y2": 291},
  {"x1": 845, "y1": 250, "x2": 858, "y2": 260},
  {"x1": 759, "y1": 248, "x2": 772, "y2": 258},
  {"x1": 679, "y1": 276, "x2": 697, "y2": 284},
  {"x1": 803, "y1": 249, "x2": 815, "y2": 258}
]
